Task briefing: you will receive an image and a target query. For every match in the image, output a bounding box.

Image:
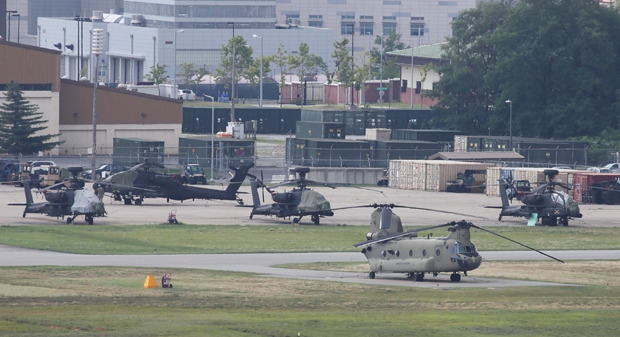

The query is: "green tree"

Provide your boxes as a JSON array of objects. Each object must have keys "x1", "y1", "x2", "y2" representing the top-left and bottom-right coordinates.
[
  {"x1": 144, "y1": 64, "x2": 169, "y2": 85},
  {"x1": 432, "y1": 0, "x2": 620, "y2": 140},
  {"x1": 369, "y1": 32, "x2": 406, "y2": 80},
  {"x1": 247, "y1": 56, "x2": 273, "y2": 88},
  {"x1": 0, "y1": 81, "x2": 63, "y2": 155},
  {"x1": 289, "y1": 42, "x2": 327, "y2": 105},
  {"x1": 354, "y1": 50, "x2": 376, "y2": 106},
  {"x1": 332, "y1": 38, "x2": 354, "y2": 107},
  {"x1": 430, "y1": 1, "x2": 507, "y2": 134},
  {"x1": 179, "y1": 63, "x2": 196, "y2": 87},
  {"x1": 215, "y1": 35, "x2": 254, "y2": 95},
  {"x1": 271, "y1": 44, "x2": 289, "y2": 106}
]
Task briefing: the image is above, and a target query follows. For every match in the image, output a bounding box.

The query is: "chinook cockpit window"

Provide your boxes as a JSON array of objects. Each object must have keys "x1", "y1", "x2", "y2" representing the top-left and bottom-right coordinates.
[{"x1": 455, "y1": 242, "x2": 478, "y2": 255}]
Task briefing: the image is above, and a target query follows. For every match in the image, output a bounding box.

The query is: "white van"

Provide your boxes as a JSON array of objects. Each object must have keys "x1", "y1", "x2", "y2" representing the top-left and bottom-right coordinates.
[{"x1": 178, "y1": 89, "x2": 196, "y2": 100}]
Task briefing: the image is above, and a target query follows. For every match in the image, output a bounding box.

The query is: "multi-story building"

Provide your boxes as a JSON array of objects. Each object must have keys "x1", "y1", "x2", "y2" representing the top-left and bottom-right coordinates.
[{"x1": 33, "y1": 0, "x2": 479, "y2": 87}]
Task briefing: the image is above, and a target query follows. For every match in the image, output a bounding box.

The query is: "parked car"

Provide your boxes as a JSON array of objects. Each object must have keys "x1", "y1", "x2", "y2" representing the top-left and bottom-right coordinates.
[
  {"x1": 586, "y1": 167, "x2": 612, "y2": 173},
  {"x1": 181, "y1": 164, "x2": 207, "y2": 184},
  {"x1": 178, "y1": 89, "x2": 196, "y2": 101},
  {"x1": 27, "y1": 160, "x2": 56, "y2": 169},
  {"x1": 84, "y1": 164, "x2": 128, "y2": 180},
  {"x1": 602, "y1": 163, "x2": 620, "y2": 172}
]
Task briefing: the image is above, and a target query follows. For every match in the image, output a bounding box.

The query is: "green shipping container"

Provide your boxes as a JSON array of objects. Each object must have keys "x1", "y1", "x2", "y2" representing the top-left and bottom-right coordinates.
[{"x1": 113, "y1": 138, "x2": 165, "y2": 165}]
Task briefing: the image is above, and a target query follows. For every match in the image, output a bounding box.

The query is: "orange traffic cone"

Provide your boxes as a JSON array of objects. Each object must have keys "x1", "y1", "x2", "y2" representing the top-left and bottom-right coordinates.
[{"x1": 144, "y1": 275, "x2": 158, "y2": 288}]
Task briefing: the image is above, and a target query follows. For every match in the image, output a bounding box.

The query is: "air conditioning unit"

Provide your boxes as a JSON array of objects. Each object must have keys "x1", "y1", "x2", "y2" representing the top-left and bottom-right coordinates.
[{"x1": 131, "y1": 15, "x2": 144, "y2": 26}]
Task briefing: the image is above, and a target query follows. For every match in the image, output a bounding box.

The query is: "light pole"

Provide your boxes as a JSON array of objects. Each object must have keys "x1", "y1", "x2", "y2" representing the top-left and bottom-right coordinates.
[
  {"x1": 204, "y1": 95, "x2": 215, "y2": 181},
  {"x1": 227, "y1": 22, "x2": 236, "y2": 122},
  {"x1": 91, "y1": 28, "x2": 103, "y2": 180},
  {"x1": 348, "y1": 23, "x2": 355, "y2": 109},
  {"x1": 75, "y1": 16, "x2": 92, "y2": 80},
  {"x1": 11, "y1": 13, "x2": 20, "y2": 43},
  {"x1": 410, "y1": 43, "x2": 414, "y2": 108},
  {"x1": 410, "y1": 26, "x2": 422, "y2": 108},
  {"x1": 505, "y1": 99, "x2": 513, "y2": 150},
  {"x1": 173, "y1": 29, "x2": 184, "y2": 99},
  {"x1": 379, "y1": 35, "x2": 384, "y2": 108},
  {"x1": 252, "y1": 34, "x2": 263, "y2": 108},
  {"x1": 6, "y1": 10, "x2": 17, "y2": 42}
]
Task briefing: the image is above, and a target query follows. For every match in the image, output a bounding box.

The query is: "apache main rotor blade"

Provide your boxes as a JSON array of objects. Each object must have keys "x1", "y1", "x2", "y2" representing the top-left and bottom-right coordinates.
[{"x1": 470, "y1": 224, "x2": 564, "y2": 263}]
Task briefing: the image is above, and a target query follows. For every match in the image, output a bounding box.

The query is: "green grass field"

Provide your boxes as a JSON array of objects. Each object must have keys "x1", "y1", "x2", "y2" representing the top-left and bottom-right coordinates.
[
  {"x1": 0, "y1": 224, "x2": 618, "y2": 254},
  {"x1": 0, "y1": 224, "x2": 618, "y2": 336}
]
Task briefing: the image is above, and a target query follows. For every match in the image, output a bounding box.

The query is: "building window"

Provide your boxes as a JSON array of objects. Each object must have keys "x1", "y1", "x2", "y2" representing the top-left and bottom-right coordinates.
[
  {"x1": 411, "y1": 23, "x2": 424, "y2": 36},
  {"x1": 360, "y1": 22, "x2": 373, "y2": 35},
  {"x1": 286, "y1": 14, "x2": 300, "y2": 25},
  {"x1": 341, "y1": 22, "x2": 354, "y2": 35},
  {"x1": 309, "y1": 14, "x2": 323, "y2": 28},
  {"x1": 383, "y1": 22, "x2": 396, "y2": 35}
]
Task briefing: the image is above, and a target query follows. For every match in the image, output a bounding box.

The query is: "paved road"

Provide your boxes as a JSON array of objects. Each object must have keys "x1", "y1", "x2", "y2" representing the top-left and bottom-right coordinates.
[{"x1": 0, "y1": 245, "x2": 616, "y2": 288}]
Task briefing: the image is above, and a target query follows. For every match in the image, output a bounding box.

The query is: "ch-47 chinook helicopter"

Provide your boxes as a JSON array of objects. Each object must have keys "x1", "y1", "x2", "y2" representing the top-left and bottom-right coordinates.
[
  {"x1": 93, "y1": 161, "x2": 253, "y2": 205},
  {"x1": 353, "y1": 204, "x2": 563, "y2": 282},
  {"x1": 16, "y1": 167, "x2": 106, "y2": 224},
  {"x1": 490, "y1": 169, "x2": 582, "y2": 226},
  {"x1": 247, "y1": 167, "x2": 335, "y2": 224}
]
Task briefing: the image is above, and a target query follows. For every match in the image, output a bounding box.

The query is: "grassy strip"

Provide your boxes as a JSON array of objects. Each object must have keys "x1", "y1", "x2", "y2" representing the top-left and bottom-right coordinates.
[
  {"x1": 0, "y1": 224, "x2": 618, "y2": 254},
  {"x1": 0, "y1": 266, "x2": 618, "y2": 336}
]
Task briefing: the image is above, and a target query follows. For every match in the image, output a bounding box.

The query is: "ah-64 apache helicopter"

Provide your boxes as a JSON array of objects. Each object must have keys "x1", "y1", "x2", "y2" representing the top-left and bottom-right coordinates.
[
  {"x1": 490, "y1": 169, "x2": 582, "y2": 226},
  {"x1": 354, "y1": 204, "x2": 563, "y2": 282},
  {"x1": 248, "y1": 167, "x2": 336, "y2": 225},
  {"x1": 15, "y1": 167, "x2": 106, "y2": 224},
  {"x1": 93, "y1": 161, "x2": 253, "y2": 205}
]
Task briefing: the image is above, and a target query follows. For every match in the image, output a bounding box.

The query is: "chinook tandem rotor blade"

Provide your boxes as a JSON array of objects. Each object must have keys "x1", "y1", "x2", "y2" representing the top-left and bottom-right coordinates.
[
  {"x1": 353, "y1": 221, "x2": 456, "y2": 247},
  {"x1": 391, "y1": 204, "x2": 489, "y2": 220},
  {"x1": 470, "y1": 224, "x2": 564, "y2": 263}
]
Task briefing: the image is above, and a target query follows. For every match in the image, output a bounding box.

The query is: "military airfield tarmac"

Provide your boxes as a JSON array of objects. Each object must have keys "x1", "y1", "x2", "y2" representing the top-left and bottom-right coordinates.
[
  {"x1": 0, "y1": 179, "x2": 618, "y2": 289},
  {"x1": 2, "y1": 179, "x2": 619, "y2": 228}
]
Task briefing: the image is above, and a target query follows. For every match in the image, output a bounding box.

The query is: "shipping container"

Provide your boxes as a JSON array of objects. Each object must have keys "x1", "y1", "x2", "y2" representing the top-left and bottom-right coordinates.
[
  {"x1": 365, "y1": 128, "x2": 391, "y2": 141},
  {"x1": 486, "y1": 167, "x2": 578, "y2": 197},
  {"x1": 391, "y1": 129, "x2": 463, "y2": 142},
  {"x1": 572, "y1": 172, "x2": 620, "y2": 203},
  {"x1": 298, "y1": 139, "x2": 372, "y2": 167},
  {"x1": 113, "y1": 137, "x2": 164, "y2": 165},
  {"x1": 452, "y1": 135, "x2": 588, "y2": 166},
  {"x1": 389, "y1": 160, "x2": 492, "y2": 192},
  {"x1": 373, "y1": 140, "x2": 445, "y2": 167},
  {"x1": 178, "y1": 135, "x2": 255, "y2": 167},
  {"x1": 296, "y1": 121, "x2": 345, "y2": 139}
]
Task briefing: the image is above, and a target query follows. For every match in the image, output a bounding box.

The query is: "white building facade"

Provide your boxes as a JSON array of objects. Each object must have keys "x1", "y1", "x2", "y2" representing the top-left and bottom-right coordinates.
[{"x1": 36, "y1": 0, "x2": 479, "y2": 86}]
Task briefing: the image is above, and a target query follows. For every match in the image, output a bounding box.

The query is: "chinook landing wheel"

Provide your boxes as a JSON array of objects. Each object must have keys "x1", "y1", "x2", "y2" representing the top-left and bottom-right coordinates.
[
  {"x1": 450, "y1": 273, "x2": 461, "y2": 282},
  {"x1": 369, "y1": 271, "x2": 375, "y2": 279}
]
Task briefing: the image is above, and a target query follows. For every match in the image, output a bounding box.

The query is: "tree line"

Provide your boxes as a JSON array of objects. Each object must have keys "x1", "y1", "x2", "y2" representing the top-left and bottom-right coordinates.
[
  {"x1": 144, "y1": 32, "x2": 409, "y2": 106},
  {"x1": 431, "y1": 0, "x2": 620, "y2": 154}
]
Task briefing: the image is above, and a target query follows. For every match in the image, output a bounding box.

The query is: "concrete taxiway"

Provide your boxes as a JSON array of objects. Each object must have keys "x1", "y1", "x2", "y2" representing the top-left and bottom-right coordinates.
[{"x1": 1, "y1": 180, "x2": 618, "y2": 288}]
